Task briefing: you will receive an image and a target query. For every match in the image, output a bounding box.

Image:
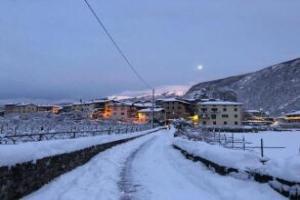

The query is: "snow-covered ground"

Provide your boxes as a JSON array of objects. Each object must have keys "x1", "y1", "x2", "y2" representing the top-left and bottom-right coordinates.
[
  {"x1": 228, "y1": 130, "x2": 300, "y2": 183},
  {"x1": 229, "y1": 130, "x2": 300, "y2": 159},
  {"x1": 0, "y1": 128, "x2": 158, "y2": 167},
  {"x1": 175, "y1": 132, "x2": 300, "y2": 183},
  {"x1": 24, "y1": 129, "x2": 283, "y2": 200}
]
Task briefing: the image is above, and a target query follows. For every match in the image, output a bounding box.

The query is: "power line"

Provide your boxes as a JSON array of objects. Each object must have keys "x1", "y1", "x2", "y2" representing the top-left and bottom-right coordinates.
[{"x1": 82, "y1": 0, "x2": 152, "y2": 89}]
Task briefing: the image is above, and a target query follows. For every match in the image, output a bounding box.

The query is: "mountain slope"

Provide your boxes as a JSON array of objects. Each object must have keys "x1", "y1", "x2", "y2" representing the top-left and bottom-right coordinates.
[{"x1": 185, "y1": 58, "x2": 300, "y2": 115}]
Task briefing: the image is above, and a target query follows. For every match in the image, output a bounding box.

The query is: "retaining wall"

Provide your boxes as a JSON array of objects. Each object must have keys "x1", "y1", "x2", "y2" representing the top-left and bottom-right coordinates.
[
  {"x1": 0, "y1": 130, "x2": 159, "y2": 200},
  {"x1": 173, "y1": 145, "x2": 300, "y2": 200}
]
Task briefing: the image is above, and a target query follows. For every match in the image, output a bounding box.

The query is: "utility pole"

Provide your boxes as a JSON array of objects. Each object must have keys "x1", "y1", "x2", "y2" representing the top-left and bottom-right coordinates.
[{"x1": 151, "y1": 88, "x2": 155, "y2": 128}]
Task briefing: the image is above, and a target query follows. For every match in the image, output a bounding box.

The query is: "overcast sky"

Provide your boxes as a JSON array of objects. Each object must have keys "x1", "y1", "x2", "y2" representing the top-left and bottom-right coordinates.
[{"x1": 1, "y1": 0, "x2": 300, "y2": 101}]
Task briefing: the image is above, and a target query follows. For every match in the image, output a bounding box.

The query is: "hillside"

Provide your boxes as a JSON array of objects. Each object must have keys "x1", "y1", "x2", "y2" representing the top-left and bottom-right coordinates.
[{"x1": 185, "y1": 58, "x2": 300, "y2": 115}]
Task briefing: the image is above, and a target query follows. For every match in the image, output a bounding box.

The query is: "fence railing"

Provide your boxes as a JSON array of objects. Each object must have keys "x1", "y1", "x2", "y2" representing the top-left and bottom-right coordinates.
[
  {"x1": 0, "y1": 124, "x2": 153, "y2": 144},
  {"x1": 176, "y1": 127, "x2": 285, "y2": 160}
]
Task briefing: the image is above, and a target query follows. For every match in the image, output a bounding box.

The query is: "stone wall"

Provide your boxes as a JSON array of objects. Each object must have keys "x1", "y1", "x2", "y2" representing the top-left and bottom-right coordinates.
[
  {"x1": 173, "y1": 145, "x2": 300, "y2": 200},
  {"x1": 0, "y1": 131, "x2": 156, "y2": 200}
]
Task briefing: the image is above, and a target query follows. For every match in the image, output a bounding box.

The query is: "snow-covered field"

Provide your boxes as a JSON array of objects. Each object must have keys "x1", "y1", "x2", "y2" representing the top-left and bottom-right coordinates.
[
  {"x1": 175, "y1": 130, "x2": 300, "y2": 183},
  {"x1": 229, "y1": 130, "x2": 300, "y2": 159},
  {"x1": 23, "y1": 129, "x2": 283, "y2": 200},
  {"x1": 0, "y1": 128, "x2": 159, "y2": 167},
  {"x1": 0, "y1": 113, "x2": 150, "y2": 143}
]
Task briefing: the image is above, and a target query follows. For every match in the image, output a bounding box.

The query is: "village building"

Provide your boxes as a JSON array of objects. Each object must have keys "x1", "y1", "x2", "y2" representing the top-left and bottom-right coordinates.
[
  {"x1": 4, "y1": 103, "x2": 38, "y2": 114},
  {"x1": 133, "y1": 102, "x2": 153, "y2": 110},
  {"x1": 198, "y1": 100, "x2": 243, "y2": 126},
  {"x1": 70, "y1": 99, "x2": 109, "y2": 113},
  {"x1": 61, "y1": 104, "x2": 73, "y2": 112},
  {"x1": 4, "y1": 103, "x2": 63, "y2": 115},
  {"x1": 37, "y1": 105, "x2": 62, "y2": 114},
  {"x1": 156, "y1": 98, "x2": 192, "y2": 120},
  {"x1": 276, "y1": 111, "x2": 300, "y2": 128},
  {"x1": 0, "y1": 107, "x2": 4, "y2": 117},
  {"x1": 137, "y1": 108, "x2": 165, "y2": 124},
  {"x1": 242, "y1": 109, "x2": 274, "y2": 126},
  {"x1": 99, "y1": 100, "x2": 138, "y2": 122}
]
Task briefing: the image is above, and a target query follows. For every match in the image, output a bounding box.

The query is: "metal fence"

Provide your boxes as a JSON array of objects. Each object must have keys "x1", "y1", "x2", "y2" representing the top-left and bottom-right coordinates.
[
  {"x1": 176, "y1": 127, "x2": 285, "y2": 160},
  {"x1": 0, "y1": 124, "x2": 152, "y2": 144}
]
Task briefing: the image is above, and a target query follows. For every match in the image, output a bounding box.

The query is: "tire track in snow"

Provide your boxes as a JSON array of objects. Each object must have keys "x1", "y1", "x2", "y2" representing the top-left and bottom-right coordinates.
[{"x1": 119, "y1": 136, "x2": 158, "y2": 200}]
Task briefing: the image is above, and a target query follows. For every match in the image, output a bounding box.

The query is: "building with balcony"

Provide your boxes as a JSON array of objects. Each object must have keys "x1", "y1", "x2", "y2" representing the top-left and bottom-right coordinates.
[
  {"x1": 4, "y1": 103, "x2": 38, "y2": 114},
  {"x1": 276, "y1": 111, "x2": 300, "y2": 128},
  {"x1": 156, "y1": 98, "x2": 192, "y2": 120},
  {"x1": 99, "y1": 100, "x2": 138, "y2": 122},
  {"x1": 242, "y1": 109, "x2": 274, "y2": 126},
  {"x1": 198, "y1": 100, "x2": 243, "y2": 126},
  {"x1": 137, "y1": 108, "x2": 165, "y2": 124}
]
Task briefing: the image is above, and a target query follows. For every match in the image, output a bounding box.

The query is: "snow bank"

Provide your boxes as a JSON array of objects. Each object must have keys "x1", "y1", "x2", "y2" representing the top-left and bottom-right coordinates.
[
  {"x1": 266, "y1": 156, "x2": 300, "y2": 183},
  {"x1": 173, "y1": 138, "x2": 300, "y2": 182},
  {"x1": 174, "y1": 138, "x2": 262, "y2": 170},
  {"x1": 0, "y1": 128, "x2": 159, "y2": 167},
  {"x1": 24, "y1": 132, "x2": 159, "y2": 200}
]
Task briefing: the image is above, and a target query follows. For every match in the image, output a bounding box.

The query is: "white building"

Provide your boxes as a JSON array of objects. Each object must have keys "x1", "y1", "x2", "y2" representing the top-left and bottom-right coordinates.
[{"x1": 198, "y1": 101, "x2": 243, "y2": 126}]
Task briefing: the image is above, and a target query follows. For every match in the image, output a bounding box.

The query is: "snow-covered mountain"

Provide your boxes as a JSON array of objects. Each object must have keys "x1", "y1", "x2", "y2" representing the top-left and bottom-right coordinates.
[
  {"x1": 185, "y1": 58, "x2": 300, "y2": 116},
  {"x1": 112, "y1": 85, "x2": 190, "y2": 101}
]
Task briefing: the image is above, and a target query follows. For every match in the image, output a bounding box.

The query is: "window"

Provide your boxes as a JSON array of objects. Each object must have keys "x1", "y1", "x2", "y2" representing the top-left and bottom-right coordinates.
[
  {"x1": 203, "y1": 121, "x2": 207, "y2": 125},
  {"x1": 121, "y1": 112, "x2": 125, "y2": 115},
  {"x1": 234, "y1": 108, "x2": 238, "y2": 112},
  {"x1": 234, "y1": 114, "x2": 238, "y2": 118},
  {"x1": 211, "y1": 108, "x2": 218, "y2": 112},
  {"x1": 224, "y1": 121, "x2": 227, "y2": 125},
  {"x1": 234, "y1": 121, "x2": 239, "y2": 125},
  {"x1": 223, "y1": 108, "x2": 227, "y2": 112},
  {"x1": 211, "y1": 114, "x2": 216, "y2": 119},
  {"x1": 222, "y1": 114, "x2": 229, "y2": 118},
  {"x1": 213, "y1": 121, "x2": 216, "y2": 125}
]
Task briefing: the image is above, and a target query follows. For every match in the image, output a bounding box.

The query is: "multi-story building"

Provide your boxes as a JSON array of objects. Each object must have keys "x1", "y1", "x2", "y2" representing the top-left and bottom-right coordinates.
[
  {"x1": 242, "y1": 109, "x2": 273, "y2": 126},
  {"x1": 276, "y1": 111, "x2": 300, "y2": 128},
  {"x1": 71, "y1": 99, "x2": 109, "y2": 112},
  {"x1": 4, "y1": 103, "x2": 38, "y2": 114},
  {"x1": 5, "y1": 103, "x2": 62, "y2": 115},
  {"x1": 0, "y1": 107, "x2": 4, "y2": 117},
  {"x1": 37, "y1": 105, "x2": 62, "y2": 114},
  {"x1": 198, "y1": 100, "x2": 243, "y2": 126},
  {"x1": 137, "y1": 108, "x2": 165, "y2": 124},
  {"x1": 156, "y1": 98, "x2": 192, "y2": 120},
  {"x1": 100, "y1": 101, "x2": 137, "y2": 122}
]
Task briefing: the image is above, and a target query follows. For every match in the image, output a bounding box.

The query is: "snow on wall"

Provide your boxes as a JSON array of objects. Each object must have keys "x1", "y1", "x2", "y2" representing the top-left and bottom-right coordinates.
[
  {"x1": 0, "y1": 128, "x2": 160, "y2": 167},
  {"x1": 0, "y1": 132, "x2": 157, "y2": 200},
  {"x1": 173, "y1": 138, "x2": 300, "y2": 183}
]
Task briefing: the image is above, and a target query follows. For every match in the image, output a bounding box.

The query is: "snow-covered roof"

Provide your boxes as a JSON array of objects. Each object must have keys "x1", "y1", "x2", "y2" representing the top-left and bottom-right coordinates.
[
  {"x1": 138, "y1": 108, "x2": 164, "y2": 113},
  {"x1": 199, "y1": 101, "x2": 243, "y2": 106},
  {"x1": 156, "y1": 98, "x2": 190, "y2": 104},
  {"x1": 37, "y1": 104, "x2": 59, "y2": 107},
  {"x1": 133, "y1": 102, "x2": 153, "y2": 108},
  {"x1": 285, "y1": 111, "x2": 300, "y2": 116},
  {"x1": 245, "y1": 110, "x2": 261, "y2": 113}
]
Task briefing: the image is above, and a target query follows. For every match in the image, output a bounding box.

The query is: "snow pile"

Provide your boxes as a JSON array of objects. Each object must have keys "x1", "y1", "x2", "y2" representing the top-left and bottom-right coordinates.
[
  {"x1": 173, "y1": 137, "x2": 300, "y2": 182},
  {"x1": 0, "y1": 128, "x2": 159, "y2": 167},
  {"x1": 174, "y1": 137, "x2": 262, "y2": 170},
  {"x1": 24, "y1": 133, "x2": 159, "y2": 200},
  {"x1": 266, "y1": 156, "x2": 300, "y2": 183}
]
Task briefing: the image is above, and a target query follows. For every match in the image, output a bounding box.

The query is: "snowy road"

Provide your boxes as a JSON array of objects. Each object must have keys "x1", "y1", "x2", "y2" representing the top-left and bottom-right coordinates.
[{"x1": 24, "y1": 129, "x2": 284, "y2": 200}]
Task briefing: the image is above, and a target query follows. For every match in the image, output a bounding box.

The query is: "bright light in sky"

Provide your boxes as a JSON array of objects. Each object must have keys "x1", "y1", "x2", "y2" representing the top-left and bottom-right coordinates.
[{"x1": 197, "y1": 65, "x2": 204, "y2": 71}]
